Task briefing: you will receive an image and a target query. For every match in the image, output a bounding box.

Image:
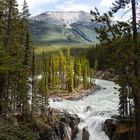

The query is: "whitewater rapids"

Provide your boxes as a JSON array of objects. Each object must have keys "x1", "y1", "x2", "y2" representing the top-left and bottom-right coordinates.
[{"x1": 49, "y1": 79, "x2": 120, "y2": 140}]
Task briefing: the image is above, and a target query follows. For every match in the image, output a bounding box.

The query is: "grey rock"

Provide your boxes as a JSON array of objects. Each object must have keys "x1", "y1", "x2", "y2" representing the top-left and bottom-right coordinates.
[{"x1": 82, "y1": 127, "x2": 89, "y2": 140}]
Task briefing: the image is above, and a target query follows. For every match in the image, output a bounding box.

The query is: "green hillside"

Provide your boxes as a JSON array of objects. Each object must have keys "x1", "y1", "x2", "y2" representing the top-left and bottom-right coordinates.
[{"x1": 30, "y1": 20, "x2": 100, "y2": 51}]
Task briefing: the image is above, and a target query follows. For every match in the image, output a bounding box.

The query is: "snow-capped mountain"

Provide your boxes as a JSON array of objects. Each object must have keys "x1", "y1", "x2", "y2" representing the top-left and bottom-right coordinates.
[{"x1": 31, "y1": 11, "x2": 92, "y2": 26}]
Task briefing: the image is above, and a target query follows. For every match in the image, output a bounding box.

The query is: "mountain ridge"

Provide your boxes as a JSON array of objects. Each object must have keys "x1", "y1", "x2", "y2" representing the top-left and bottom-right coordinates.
[
  {"x1": 31, "y1": 11, "x2": 93, "y2": 26},
  {"x1": 30, "y1": 11, "x2": 99, "y2": 47}
]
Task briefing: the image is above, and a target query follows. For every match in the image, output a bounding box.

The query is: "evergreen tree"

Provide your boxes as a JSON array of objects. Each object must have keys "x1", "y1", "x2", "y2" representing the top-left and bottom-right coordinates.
[
  {"x1": 58, "y1": 49, "x2": 66, "y2": 89},
  {"x1": 48, "y1": 55, "x2": 53, "y2": 89},
  {"x1": 0, "y1": 0, "x2": 32, "y2": 118},
  {"x1": 0, "y1": 44, "x2": 11, "y2": 115},
  {"x1": 81, "y1": 58, "x2": 90, "y2": 89},
  {"x1": 66, "y1": 48, "x2": 74, "y2": 93},
  {"x1": 42, "y1": 52, "x2": 49, "y2": 107},
  {"x1": 74, "y1": 58, "x2": 82, "y2": 88}
]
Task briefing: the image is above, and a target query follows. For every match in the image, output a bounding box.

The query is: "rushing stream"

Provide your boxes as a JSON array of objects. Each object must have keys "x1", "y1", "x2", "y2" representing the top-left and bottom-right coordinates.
[{"x1": 49, "y1": 79, "x2": 120, "y2": 140}]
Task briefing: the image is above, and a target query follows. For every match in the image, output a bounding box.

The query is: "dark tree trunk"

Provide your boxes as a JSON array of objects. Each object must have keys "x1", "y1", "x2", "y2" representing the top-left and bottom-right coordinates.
[
  {"x1": 131, "y1": 1, "x2": 140, "y2": 140},
  {"x1": 131, "y1": 0, "x2": 137, "y2": 43}
]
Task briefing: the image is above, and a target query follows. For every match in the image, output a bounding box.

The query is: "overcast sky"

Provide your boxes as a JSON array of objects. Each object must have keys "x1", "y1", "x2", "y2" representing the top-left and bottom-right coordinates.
[{"x1": 17, "y1": 0, "x2": 132, "y2": 20}]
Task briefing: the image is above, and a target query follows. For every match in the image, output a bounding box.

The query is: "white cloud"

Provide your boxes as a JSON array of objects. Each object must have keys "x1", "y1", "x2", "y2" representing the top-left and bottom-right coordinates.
[
  {"x1": 56, "y1": 4, "x2": 91, "y2": 12},
  {"x1": 17, "y1": 0, "x2": 58, "y2": 6},
  {"x1": 55, "y1": 0, "x2": 92, "y2": 12},
  {"x1": 17, "y1": 0, "x2": 58, "y2": 15},
  {"x1": 100, "y1": 0, "x2": 115, "y2": 8},
  {"x1": 113, "y1": 15, "x2": 130, "y2": 21}
]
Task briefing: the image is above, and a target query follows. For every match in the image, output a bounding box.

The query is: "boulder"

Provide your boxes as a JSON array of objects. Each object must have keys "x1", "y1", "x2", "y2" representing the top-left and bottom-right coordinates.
[
  {"x1": 63, "y1": 125, "x2": 72, "y2": 140},
  {"x1": 103, "y1": 119, "x2": 133, "y2": 140},
  {"x1": 39, "y1": 128, "x2": 61, "y2": 140},
  {"x1": 85, "y1": 106, "x2": 92, "y2": 112},
  {"x1": 82, "y1": 127, "x2": 89, "y2": 140},
  {"x1": 103, "y1": 119, "x2": 117, "y2": 139},
  {"x1": 39, "y1": 111, "x2": 80, "y2": 140},
  {"x1": 60, "y1": 112, "x2": 80, "y2": 140}
]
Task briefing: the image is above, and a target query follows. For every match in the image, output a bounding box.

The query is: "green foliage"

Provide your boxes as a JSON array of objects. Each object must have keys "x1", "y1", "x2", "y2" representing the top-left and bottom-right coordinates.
[
  {"x1": 92, "y1": 0, "x2": 140, "y2": 139},
  {"x1": 0, "y1": 45, "x2": 11, "y2": 74},
  {"x1": 111, "y1": 0, "x2": 131, "y2": 13},
  {"x1": 30, "y1": 21, "x2": 99, "y2": 47},
  {"x1": 0, "y1": 118, "x2": 39, "y2": 140},
  {"x1": 85, "y1": 45, "x2": 107, "y2": 70},
  {"x1": 0, "y1": 0, "x2": 32, "y2": 118},
  {"x1": 36, "y1": 48, "x2": 93, "y2": 94}
]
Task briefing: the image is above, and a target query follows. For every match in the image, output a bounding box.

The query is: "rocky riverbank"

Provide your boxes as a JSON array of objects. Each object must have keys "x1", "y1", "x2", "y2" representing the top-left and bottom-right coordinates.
[
  {"x1": 49, "y1": 84, "x2": 101, "y2": 101},
  {"x1": 39, "y1": 111, "x2": 80, "y2": 140},
  {"x1": 97, "y1": 69, "x2": 118, "y2": 81},
  {"x1": 0, "y1": 109, "x2": 80, "y2": 140}
]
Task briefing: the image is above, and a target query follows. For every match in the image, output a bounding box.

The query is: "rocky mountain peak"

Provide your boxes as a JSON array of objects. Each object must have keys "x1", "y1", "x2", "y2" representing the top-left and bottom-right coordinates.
[{"x1": 31, "y1": 11, "x2": 92, "y2": 26}]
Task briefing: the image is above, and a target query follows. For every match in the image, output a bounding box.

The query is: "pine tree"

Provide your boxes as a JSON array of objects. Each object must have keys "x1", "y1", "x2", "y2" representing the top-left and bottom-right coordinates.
[
  {"x1": 3, "y1": 0, "x2": 19, "y2": 50},
  {"x1": 0, "y1": 0, "x2": 32, "y2": 118},
  {"x1": 74, "y1": 58, "x2": 78, "y2": 89},
  {"x1": 0, "y1": 1, "x2": 4, "y2": 39},
  {"x1": 81, "y1": 58, "x2": 90, "y2": 89},
  {"x1": 1, "y1": 0, "x2": 22, "y2": 115},
  {"x1": 0, "y1": 44, "x2": 11, "y2": 115},
  {"x1": 42, "y1": 52, "x2": 49, "y2": 107},
  {"x1": 20, "y1": 0, "x2": 30, "y2": 47},
  {"x1": 48, "y1": 55, "x2": 53, "y2": 89},
  {"x1": 53, "y1": 56, "x2": 59, "y2": 88},
  {"x1": 74, "y1": 58, "x2": 82, "y2": 88},
  {"x1": 66, "y1": 48, "x2": 74, "y2": 93},
  {"x1": 58, "y1": 49, "x2": 65, "y2": 89}
]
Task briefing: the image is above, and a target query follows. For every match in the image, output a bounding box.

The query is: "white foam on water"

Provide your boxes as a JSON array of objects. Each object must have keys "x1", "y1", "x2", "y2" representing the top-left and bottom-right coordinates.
[{"x1": 49, "y1": 79, "x2": 120, "y2": 140}]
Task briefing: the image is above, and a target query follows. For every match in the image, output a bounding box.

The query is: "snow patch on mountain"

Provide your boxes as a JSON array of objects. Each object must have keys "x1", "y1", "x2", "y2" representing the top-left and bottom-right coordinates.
[{"x1": 31, "y1": 11, "x2": 92, "y2": 26}]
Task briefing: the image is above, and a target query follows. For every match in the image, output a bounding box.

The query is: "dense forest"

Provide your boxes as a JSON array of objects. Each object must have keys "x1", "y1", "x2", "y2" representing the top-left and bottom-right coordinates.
[
  {"x1": 0, "y1": 0, "x2": 140, "y2": 140},
  {"x1": 0, "y1": 0, "x2": 94, "y2": 139}
]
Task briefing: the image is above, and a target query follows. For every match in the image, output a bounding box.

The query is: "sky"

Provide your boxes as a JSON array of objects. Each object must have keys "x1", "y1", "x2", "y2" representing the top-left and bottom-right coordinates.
[
  {"x1": 17, "y1": 0, "x2": 132, "y2": 20},
  {"x1": 17, "y1": 0, "x2": 115, "y2": 15}
]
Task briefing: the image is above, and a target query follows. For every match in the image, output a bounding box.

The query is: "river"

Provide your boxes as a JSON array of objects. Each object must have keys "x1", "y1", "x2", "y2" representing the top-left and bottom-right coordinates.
[{"x1": 49, "y1": 79, "x2": 120, "y2": 140}]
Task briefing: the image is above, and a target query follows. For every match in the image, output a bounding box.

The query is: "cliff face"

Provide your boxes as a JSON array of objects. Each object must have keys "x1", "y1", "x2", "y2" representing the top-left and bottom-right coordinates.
[{"x1": 39, "y1": 112, "x2": 80, "y2": 140}]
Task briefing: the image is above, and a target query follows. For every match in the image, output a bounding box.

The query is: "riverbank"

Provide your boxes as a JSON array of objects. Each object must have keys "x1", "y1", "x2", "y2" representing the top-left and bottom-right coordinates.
[
  {"x1": 0, "y1": 109, "x2": 80, "y2": 140},
  {"x1": 49, "y1": 84, "x2": 101, "y2": 101},
  {"x1": 48, "y1": 69, "x2": 117, "y2": 101},
  {"x1": 96, "y1": 69, "x2": 118, "y2": 82}
]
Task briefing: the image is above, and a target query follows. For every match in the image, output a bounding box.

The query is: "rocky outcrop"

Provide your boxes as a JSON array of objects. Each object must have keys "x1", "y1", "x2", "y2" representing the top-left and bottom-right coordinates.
[
  {"x1": 60, "y1": 112, "x2": 80, "y2": 139},
  {"x1": 39, "y1": 112, "x2": 80, "y2": 140},
  {"x1": 85, "y1": 106, "x2": 92, "y2": 112},
  {"x1": 103, "y1": 119, "x2": 133, "y2": 140},
  {"x1": 97, "y1": 69, "x2": 118, "y2": 81},
  {"x1": 82, "y1": 127, "x2": 89, "y2": 140},
  {"x1": 103, "y1": 119, "x2": 117, "y2": 139}
]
